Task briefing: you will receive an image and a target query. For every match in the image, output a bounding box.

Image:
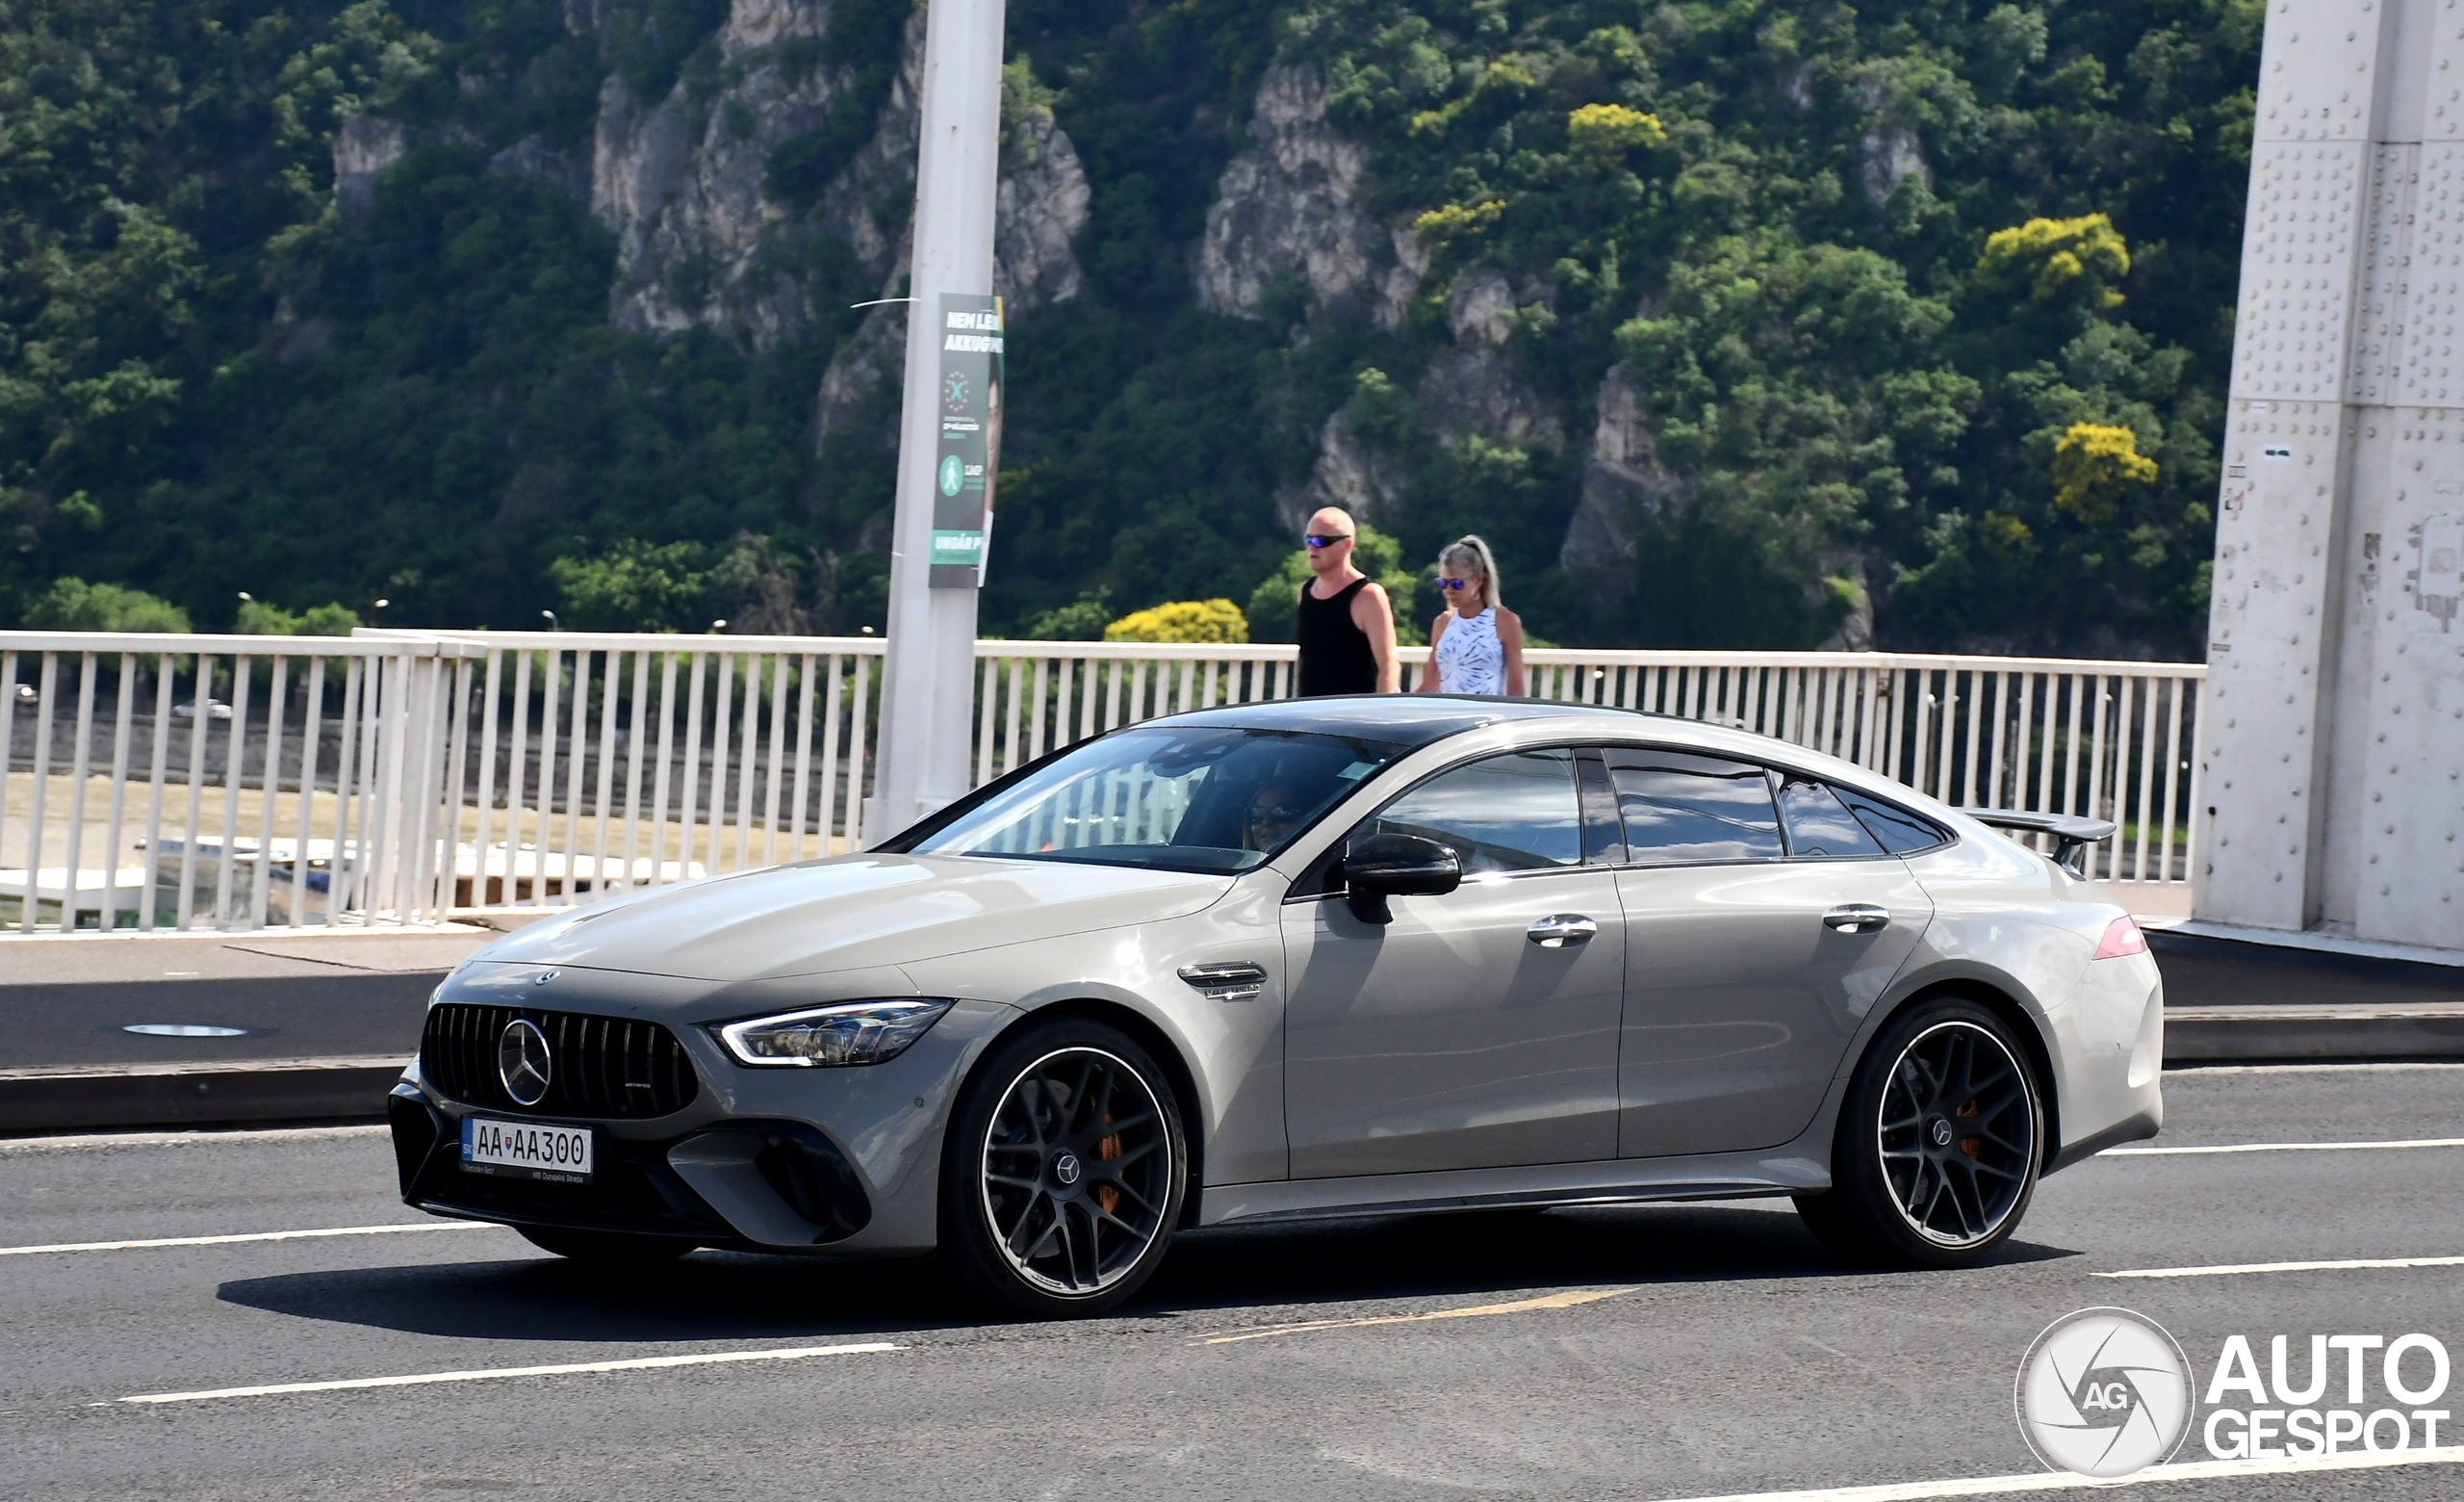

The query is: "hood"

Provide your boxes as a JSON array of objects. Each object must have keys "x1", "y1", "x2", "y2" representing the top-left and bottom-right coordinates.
[{"x1": 471, "y1": 853, "x2": 1234, "y2": 983}]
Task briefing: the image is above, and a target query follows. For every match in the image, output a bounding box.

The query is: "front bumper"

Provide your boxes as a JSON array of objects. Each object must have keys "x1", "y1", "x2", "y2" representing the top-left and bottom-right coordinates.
[
  {"x1": 389, "y1": 995, "x2": 1019, "y2": 1254},
  {"x1": 390, "y1": 1089, "x2": 874, "y2": 1251}
]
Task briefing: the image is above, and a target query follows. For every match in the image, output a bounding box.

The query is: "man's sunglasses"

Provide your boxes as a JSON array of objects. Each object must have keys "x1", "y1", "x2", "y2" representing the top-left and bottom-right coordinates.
[{"x1": 1302, "y1": 534, "x2": 1352, "y2": 549}]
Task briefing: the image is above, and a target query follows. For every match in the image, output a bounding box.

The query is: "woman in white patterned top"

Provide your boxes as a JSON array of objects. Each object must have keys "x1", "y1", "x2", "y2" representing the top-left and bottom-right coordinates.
[{"x1": 1422, "y1": 534, "x2": 1527, "y2": 696}]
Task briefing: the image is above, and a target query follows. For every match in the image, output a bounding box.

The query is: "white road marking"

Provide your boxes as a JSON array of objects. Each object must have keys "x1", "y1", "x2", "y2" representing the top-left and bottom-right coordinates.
[
  {"x1": 0, "y1": 1222, "x2": 503, "y2": 1256},
  {"x1": 2098, "y1": 1254, "x2": 2464, "y2": 1280},
  {"x1": 2169, "y1": 1061, "x2": 2464, "y2": 1075},
  {"x1": 1198, "y1": 1285, "x2": 1634, "y2": 1344},
  {"x1": 0, "y1": 1124, "x2": 388, "y2": 1153},
  {"x1": 1648, "y1": 1443, "x2": 2464, "y2": 1500},
  {"x1": 122, "y1": 1343, "x2": 902, "y2": 1403},
  {"x1": 2101, "y1": 1136, "x2": 2464, "y2": 1156}
]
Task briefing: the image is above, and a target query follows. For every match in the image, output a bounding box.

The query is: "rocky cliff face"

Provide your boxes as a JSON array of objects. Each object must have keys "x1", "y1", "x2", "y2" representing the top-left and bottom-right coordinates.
[
  {"x1": 585, "y1": 0, "x2": 1086, "y2": 350},
  {"x1": 324, "y1": 22, "x2": 1624, "y2": 608},
  {"x1": 1196, "y1": 66, "x2": 1424, "y2": 327},
  {"x1": 1559, "y1": 362, "x2": 1679, "y2": 616},
  {"x1": 588, "y1": 0, "x2": 852, "y2": 346}
]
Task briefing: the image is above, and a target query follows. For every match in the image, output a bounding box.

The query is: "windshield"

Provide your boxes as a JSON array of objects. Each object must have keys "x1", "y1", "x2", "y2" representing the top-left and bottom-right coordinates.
[{"x1": 907, "y1": 727, "x2": 1402, "y2": 873}]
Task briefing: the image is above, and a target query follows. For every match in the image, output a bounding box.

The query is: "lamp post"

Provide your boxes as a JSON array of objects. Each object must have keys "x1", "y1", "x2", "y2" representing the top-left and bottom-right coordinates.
[{"x1": 863, "y1": 0, "x2": 1006, "y2": 845}]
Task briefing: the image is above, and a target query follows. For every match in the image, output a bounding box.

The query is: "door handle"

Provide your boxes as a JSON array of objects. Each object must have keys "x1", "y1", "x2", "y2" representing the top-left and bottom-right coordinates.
[
  {"x1": 1527, "y1": 915, "x2": 1598, "y2": 948},
  {"x1": 1823, "y1": 904, "x2": 1891, "y2": 934}
]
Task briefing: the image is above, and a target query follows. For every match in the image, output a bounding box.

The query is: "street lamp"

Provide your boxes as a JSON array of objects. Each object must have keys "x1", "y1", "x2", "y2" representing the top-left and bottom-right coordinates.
[
  {"x1": 541, "y1": 609, "x2": 560, "y2": 631},
  {"x1": 869, "y1": 0, "x2": 1005, "y2": 844},
  {"x1": 710, "y1": 618, "x2": 728, "y2": 634}
]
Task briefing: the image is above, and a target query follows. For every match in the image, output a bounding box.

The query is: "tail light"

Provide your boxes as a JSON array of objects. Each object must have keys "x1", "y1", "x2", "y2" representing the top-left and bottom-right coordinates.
[{"x1": 2093, "y1": 916, "x2": 2149, "y2": 960}]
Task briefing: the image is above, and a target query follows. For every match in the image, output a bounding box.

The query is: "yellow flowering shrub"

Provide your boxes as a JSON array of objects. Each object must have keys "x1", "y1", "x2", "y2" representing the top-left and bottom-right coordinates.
[
  {"x1": 1567, "y1": 103, "x2": 1665, "y2": 154},
  {"x1": 2051, "y1": 423, "x2": 2157, "y2": 524},
  {"x1": 1103, "y1": 598, "x2": 1250, "y2": 644},
  {"x1": 1976, "y1": 215, "x2": 2131, "y2": 306},
  {"x1": 1412, "y1": 198, "x2": 1506, "y2": 245}
]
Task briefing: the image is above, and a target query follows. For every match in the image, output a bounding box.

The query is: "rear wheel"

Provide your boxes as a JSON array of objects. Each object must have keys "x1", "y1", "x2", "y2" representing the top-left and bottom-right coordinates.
[
  {"x1": 938, "y1": 1017, "x2": 1188, "y2": 1318},
  {"x1": 516, "y1": 1227, "x2": 697, "y2": 1264},
  {"x1": 1795, "y1": 997, "x2": 2042, "y2": 1268}
]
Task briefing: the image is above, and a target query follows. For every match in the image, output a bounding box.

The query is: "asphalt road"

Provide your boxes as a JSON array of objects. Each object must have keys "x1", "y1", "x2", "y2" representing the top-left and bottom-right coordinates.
[{"x1": 4, "y1": 1064, "x2": 2462, "y2": 1501}]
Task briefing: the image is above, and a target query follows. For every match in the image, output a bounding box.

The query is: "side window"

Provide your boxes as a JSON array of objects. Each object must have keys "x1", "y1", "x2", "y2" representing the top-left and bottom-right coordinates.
[
  {"x1": 1837, "y1": 789, "x2": 1951, "y2": 855},
  {"x1": 1368, "y1": 749, "x2": 1581, "y2": 873},
  {"x1": 1604, "y1": 750, "x2": 1784, "y2": 865},
  {"x1": 1775, "y1": 776, "x2": 1888, "y2": 859}
]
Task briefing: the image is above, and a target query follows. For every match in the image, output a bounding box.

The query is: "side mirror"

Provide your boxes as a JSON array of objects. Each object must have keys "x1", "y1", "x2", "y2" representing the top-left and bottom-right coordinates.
[{"x1": 1342, "y1": 832, "x2": 1461, "y2": 925}]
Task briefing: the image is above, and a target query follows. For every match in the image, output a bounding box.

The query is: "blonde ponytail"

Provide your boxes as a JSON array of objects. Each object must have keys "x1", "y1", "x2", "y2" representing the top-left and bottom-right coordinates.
[{"x1": 1437, "y1": 534, "x2": 1502, "y2": 610}]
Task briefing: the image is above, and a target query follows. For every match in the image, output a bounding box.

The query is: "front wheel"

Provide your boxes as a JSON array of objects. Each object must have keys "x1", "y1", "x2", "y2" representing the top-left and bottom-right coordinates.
[
  {"x1": 938, "y1": 1017, "x2": 1188, "y2": 1318},
  {"x1": 1795, "y1": 997, "x2": 2042, "y2": 1268}
]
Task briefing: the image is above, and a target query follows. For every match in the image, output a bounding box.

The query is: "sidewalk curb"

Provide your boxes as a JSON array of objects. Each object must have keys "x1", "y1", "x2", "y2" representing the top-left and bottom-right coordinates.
[
  {"x1": 2164, "y1": 1007, "x2": 2464, "y2": 1063},
  {"x1": 0, "y1": 1056, "x2": 407, "y2": 1132},
  {"x1": 6, "y1": 1007, "x2": 2462, "y2": 1133}
]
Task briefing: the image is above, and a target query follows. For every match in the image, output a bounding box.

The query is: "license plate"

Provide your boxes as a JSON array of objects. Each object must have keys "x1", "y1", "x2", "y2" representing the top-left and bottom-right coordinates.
[{"x1": 460, "y1": 1117, "x2": 593, "y2": 1182}]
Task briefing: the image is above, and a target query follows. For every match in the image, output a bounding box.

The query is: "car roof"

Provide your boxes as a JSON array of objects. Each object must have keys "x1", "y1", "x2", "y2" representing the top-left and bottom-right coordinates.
[
  {"x1": 1158, "y1": 695, "x2": 1956, "y2": 815},
  {"x1": 1161, "y1": 693, "x2": 1651, "y2": 747}
]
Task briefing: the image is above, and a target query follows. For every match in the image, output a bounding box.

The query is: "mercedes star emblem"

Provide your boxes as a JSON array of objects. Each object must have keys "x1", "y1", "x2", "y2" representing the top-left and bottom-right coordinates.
[{"x1": 499, "y1": 1019, "x2": 552, "y2": 1106}]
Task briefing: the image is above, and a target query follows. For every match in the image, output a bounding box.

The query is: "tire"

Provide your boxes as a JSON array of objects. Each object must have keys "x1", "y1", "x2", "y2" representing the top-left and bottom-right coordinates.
[
  {"x1": 938, "y1": 1016, "x2": 1189, "y2": 1318},
  {"x1": 1795, "y1": 997, "x2": 2043, "y2": 1269},
  {"x1": 517, "y1": 1226, "x2": 698, "y2": 1264}
]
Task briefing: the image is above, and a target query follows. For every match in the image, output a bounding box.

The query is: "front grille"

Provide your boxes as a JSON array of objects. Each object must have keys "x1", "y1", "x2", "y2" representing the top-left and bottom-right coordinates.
[{"x1": 422, "y1": 1002, "x2": 700, "y2": 1119}]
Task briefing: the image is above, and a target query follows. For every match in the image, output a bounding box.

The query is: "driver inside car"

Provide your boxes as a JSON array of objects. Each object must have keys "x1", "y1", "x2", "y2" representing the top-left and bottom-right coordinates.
[{"x1": 1243, "y1": 783, "x2": 1305, "y2": 852}]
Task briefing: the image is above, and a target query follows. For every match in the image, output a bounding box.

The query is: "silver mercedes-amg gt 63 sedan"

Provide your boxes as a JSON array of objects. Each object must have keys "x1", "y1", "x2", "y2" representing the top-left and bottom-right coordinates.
[{"x1": 388, "y1": 696, "x2": 2164, "y2": 1316}]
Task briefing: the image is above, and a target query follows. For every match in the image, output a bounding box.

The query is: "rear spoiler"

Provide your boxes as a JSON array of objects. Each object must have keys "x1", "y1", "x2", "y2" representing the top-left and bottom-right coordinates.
[{"x1": 1956, "y1": 809, "x2": 2117, "y2": 875}]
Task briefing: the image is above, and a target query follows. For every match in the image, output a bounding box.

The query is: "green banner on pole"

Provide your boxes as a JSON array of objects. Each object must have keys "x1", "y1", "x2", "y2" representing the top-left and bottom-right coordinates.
[{"x1": 930, "y1": 294, "x2": 1004, "y2": 589}]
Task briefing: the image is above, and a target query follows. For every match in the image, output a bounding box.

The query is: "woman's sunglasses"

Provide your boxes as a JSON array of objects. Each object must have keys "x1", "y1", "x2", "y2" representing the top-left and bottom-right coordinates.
[
  {"x1": 1302, "y1": 534, "x2": 1352, "y2": 549},
  {"x1": 1438, "y1": 577, "x2": 1478, "y2": 590}
]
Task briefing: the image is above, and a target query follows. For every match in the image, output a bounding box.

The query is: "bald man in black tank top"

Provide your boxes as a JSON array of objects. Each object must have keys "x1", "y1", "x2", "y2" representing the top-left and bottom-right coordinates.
[{"x1": 1295, "y1": 506, "x2": 1399, "y2": 695}]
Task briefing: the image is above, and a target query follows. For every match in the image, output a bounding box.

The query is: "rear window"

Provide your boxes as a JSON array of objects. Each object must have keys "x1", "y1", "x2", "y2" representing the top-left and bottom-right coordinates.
[
  {"x1": 1837, "y1": 789, "x2": 1951, "y2": 855},
  {"x1": 1604, "y1": 749, "x2": 1784, "y2": 865},
  {"x1": 1776, "y1": 777, "x2": 1888, "y2": 859}
]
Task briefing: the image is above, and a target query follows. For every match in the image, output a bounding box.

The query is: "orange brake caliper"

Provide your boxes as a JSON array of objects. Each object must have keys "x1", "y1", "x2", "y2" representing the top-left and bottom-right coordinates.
[{"x1": 1096, "y1": 1116, "x2": 1122, "y2": 1214}]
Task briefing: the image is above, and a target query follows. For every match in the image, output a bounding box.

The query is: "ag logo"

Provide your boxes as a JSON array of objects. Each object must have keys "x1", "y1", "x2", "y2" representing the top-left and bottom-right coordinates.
[
  {"x1": 942, "y1": 369, "x2": 969, "y2": 411},
  {"x1": 2015, "y1": 1308, "x2": 2194, "y2": 1478},
  {"x1": 937, "y1": 454, "x2": 964, "y2": 496}
]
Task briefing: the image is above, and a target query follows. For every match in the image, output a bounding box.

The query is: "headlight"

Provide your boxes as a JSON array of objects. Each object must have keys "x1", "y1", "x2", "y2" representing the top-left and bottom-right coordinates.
[{"x1": 714, "y1": 999, "x2": 953, "y2": 1068}]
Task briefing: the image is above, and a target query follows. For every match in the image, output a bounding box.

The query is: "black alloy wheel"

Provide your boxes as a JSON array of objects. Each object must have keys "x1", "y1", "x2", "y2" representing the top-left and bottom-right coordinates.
[
  {"x1": 1795, "y1": 997, "x2": 2042, "y2": 1269},
  {"x1": 940, "y1": 1018, "x2": 1187, "y2": 1317}
]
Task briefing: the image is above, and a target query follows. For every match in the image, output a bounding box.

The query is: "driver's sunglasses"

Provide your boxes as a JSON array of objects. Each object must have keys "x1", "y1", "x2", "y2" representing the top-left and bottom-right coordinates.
[
  {"x1": 1249, "y1": 802, "x2": 1304, "y2": 824},
  {"x1": 1302, "y1": 533, "x2": 1352, "y2": 550}
]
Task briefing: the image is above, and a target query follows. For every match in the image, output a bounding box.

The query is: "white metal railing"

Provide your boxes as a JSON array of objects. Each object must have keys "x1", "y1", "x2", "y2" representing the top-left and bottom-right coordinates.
[
  {"x1": 0, "y1": 632, "x2": 482, "y2": 931},
  {"x1": 0, "y1": 632, "x2": 2201, "y2": 933}
]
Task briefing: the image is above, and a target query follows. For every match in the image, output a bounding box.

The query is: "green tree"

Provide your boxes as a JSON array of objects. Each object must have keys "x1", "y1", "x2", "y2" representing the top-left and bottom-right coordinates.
[
  {"x1": 236, "y1": 598, "x2": 362, "y2": 634},
  {"x1": 25, "y1": 578, "x2": 192, "y2": 632},
  {"x1": 548, "y1": 541, "x2": 707, "y2": 632}
]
